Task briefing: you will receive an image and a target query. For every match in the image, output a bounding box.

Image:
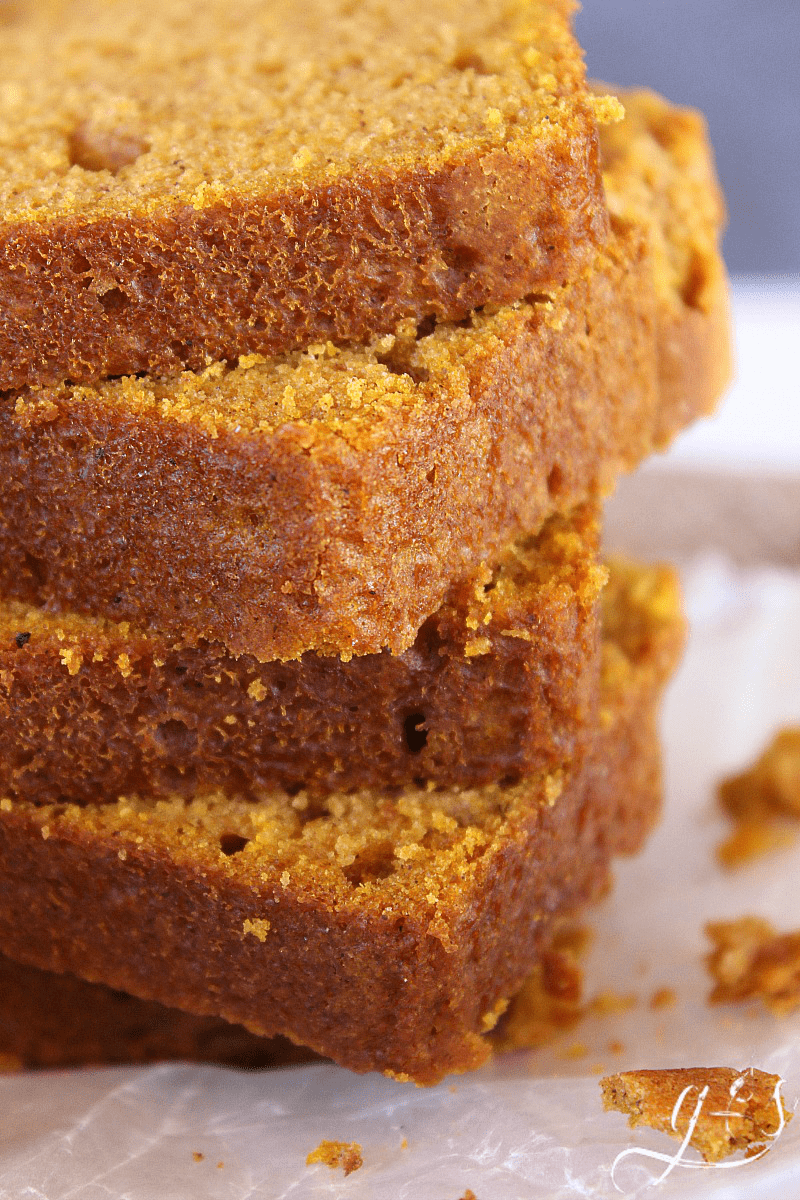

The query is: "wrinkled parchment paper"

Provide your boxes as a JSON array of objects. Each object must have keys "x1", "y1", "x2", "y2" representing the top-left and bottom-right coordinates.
[{"x1": 3, "y1": 554, "x2": 800, "y2": 1200}]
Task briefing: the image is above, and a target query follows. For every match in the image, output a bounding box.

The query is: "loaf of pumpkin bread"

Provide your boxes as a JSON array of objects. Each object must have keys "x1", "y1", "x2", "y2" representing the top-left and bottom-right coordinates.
[
  {"x1": 0, "y1": 90, "x2": 728, "y2": 661},
  {"x1": 0, "y1": 0, "x2": 614, "y2": 390},
  {"x1": 0, "y1": 558, "x2": 684, "y2": 1083}
]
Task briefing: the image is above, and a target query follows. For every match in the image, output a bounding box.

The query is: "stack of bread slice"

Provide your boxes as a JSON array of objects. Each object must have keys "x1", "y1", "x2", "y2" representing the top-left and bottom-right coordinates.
[{"x1": 0, "y1": 0, "x2": 730, "y2": 1083}]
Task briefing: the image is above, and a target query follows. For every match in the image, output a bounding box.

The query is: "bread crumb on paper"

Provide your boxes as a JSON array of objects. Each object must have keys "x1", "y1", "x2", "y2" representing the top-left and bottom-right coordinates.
[
  {"x1": 706, "y1": 916, "x2": 800, "y2": 1014},
  {"x1": 601, "y1": 1066, "x2": 791, "y2": 1163},
  {"x1": 717, "y1": 728, "x2": 800, "y2": 866},
  {"x1": 492, "y1": 923, "x2": 588, "y2": 1052},
  {"x1": 306, "y1": 1140, "x2": 363, "y2": 1176}
]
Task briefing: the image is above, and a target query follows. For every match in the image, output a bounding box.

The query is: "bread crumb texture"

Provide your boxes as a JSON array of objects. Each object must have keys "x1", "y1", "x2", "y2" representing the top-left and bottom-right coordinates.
[
  {"x1": 306, "y1": 1140, "x2": 363, "y2": 1176},
  {"x1": 601, "y1": 1066, "x2": 791, "y2": 1163}
]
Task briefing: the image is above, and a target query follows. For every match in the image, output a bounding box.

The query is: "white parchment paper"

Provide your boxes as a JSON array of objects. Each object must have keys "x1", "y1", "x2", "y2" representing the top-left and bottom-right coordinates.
[{"x1": 3, "y1": 555, "x2": 800, "y2": 1200}]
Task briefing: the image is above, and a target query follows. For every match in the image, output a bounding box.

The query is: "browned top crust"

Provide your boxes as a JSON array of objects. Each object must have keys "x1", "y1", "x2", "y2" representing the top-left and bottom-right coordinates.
[
  {"x1": 0, "y1": 90, "x2": 729, "y2": 661},
  {"x1": 601, "y1": 1066, "x2": 790, "y2": 1163},
  {"x1": 0, "y1": 0, "x2": 613, "y2": 389}
]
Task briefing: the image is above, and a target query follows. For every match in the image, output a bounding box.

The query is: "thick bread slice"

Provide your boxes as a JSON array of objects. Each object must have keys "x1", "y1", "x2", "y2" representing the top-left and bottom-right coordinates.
[
  {"x1": 0, "y1": 0, "x2": 612, "y2": 389},
  {"x1": 0, "y1": 90, "x2": 729, "y2": 661},
  {"x1": 0, "y1": 560, "x2": 685, "y2": 1083},
  {"x1": 0, "y1": 506, "x2": 605, "y2": 804}
]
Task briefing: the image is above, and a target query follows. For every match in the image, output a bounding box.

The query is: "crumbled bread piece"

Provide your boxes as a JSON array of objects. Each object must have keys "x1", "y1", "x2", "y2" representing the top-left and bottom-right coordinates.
[
  {"x1": 306, "y1": 1141, "x2": 363, "y2": 1176},
  {"x1": 590, "y1": 990, "x2": 637, "y2": 1016},
  {"x1": 601, "y1": 1067, "x2": 790, "y2": 1163},
  {"x1": 649, "y1": 987, "x2": 677, "y2": 1010},
  {"x1": 491, "y1": 923, "x2": 589, "y2": 1052},
  {"x1": 717, "y1": 729, "x2": 800, "y2": 866},
  {"x1": 719, "y1": 729, "x2": 800, "y2": 822},
  {"x1": 717, "y1": 821, "x2": 796, "y2": 869},
  {"x1": 706, "y1": 917, "x2": 800, "y2": 1015}
]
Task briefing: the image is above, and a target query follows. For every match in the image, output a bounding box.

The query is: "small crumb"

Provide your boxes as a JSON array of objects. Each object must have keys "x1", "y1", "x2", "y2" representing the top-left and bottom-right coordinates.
[
  {"x1": 192, "y1": 1151, "x2": 204, "y2": 1162},
  {"x1": 706, "y1": 916, "x2": 800, "y2": 1014},
  {"x1": 247, "y1": 679, "x2": 268, "y2": 702},
  {"x1": 717, "y1": 728, "x2": 800, "y2": 865},
  {"x1": 400, "y1": 1138, "x2": 408, "y2": 1150},
  {"x1": 291, "y1": 146, "x2": 313, "y2": 171},
  {"x1": 493, "y1": 923, "x2": 589, "y2": 1053},
  {"x1": 590, "y1": 990, "x2": 637, "y2": 1017},
  {"x1": 457, "y1": 1191, "x2": 478, "y2": 1200},
  {"x1": 600, "y1": 1066, "x2": 791, "y2": 1162},
  {"x1": 480, "y1": 998, "x2": 508, "y2": 1033},
  {"x1": 216, "y1": 1162, "x2": 224, "y2": 1169},
  {"x1": 115, "y1": 652, "x2": 132, "y2": 678},
  {"x1": 717, "y1": 821, "x2": 795, "y2": 869},
  {"x1": 590, "y1": 93, "x2": 625, "y2": 125},
  {"x1": 558, "y1": 1041, "x2": 588, "y2": 1060},
  {"x1": 649, "y1": 987, "x2": 677, "y2": 1010},
  {"x1": 306, "y1": 1140, "x2": 363, "y2": 1176},
  {"x1": 590, "y1": 1063, "x2": 607, "y2": 1075},
  {"x1": 608, "y1": 1039, "x2": 625, "y2": 1055},
  {"x1": 242, "y1": 917, "x2": 271, "y2": 942},
  {"x1": 59, "y1": 646, "x2": 83, "y2": 675},
  {"x1": 464, "y1": 636, "x2": 490, "y2": 657}
]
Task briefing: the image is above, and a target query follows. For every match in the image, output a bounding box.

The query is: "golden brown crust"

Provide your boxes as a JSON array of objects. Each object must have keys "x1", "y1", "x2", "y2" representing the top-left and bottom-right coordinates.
[
  {"x1": 0, "y1": 90, "x2": 727, "y2": 661},
  {"x1": 0, "y1": 561, "x2": 683, "y2": 1083},
  {"x1": 601, "y1": 1067, "x2": 790, "y2": 1163},
  {"x1": 0, "y1": 0, "x2": 609, "y2": 390}
]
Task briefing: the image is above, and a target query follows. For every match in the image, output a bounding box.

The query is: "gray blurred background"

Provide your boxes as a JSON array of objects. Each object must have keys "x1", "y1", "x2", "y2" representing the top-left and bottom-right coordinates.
[{"x1": 578, "y1": 0, "x2": 800, "y2": 274}]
